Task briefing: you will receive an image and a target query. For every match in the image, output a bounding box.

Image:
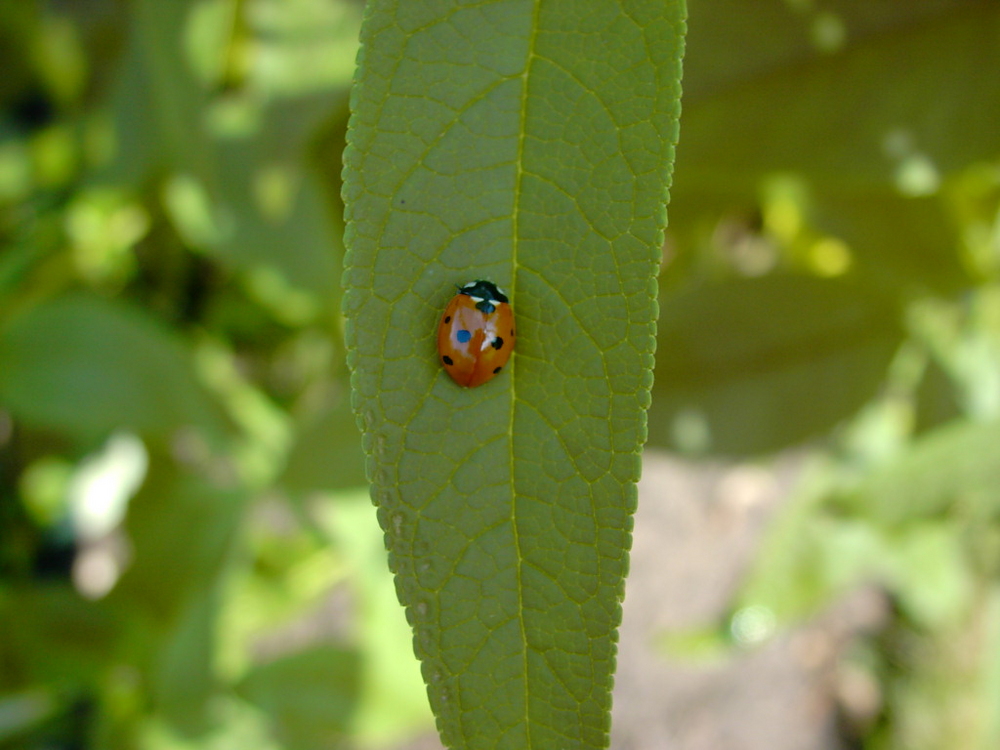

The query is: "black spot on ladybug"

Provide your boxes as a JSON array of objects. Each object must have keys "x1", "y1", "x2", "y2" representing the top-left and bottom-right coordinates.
[
  {"x1": 444, "y1": 316, "x2": 451, "y2": 324},
  {"x1": 442, "y1": 356, "x2": 453, "y2": 366},
  {"x1": 493, "y1": 366, "x2": 502, "y2": 374},
  {"x1": 492, "y1": 337, "x2": 504, "y2": 350},
  {"x1": 510, "y1": 329, "x2": 514, "y2": 336}
]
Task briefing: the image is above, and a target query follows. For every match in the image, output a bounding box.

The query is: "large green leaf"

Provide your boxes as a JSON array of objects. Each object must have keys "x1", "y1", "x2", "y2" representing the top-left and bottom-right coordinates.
[
  {"x1": 648, "y1": 275, "x2": 903, "y2": 455},
  {"x1": 679, "y1": 1, "x2": 1000, "y2": 190},
  {"x1": 679, "y1": 0, "x2": 978, "y2": 103},
  {"x1": 342, "y1": 2, "x2": 684, "y2": 747},
  {"x1": 670, "y1": 0, "x2": 1000, "y2": 290},
  {"x1": 0, "y1": 294, "x2": 226, "y2": 444}
]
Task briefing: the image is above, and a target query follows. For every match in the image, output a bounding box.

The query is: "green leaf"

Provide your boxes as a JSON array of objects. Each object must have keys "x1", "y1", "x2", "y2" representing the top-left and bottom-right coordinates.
[
  {"x1": 742, "y1": 422, "x2": 999, "y2": 624},
  {"x1": 679, "y1": 0, "x2": 976, "y2": 103},
  {"x1": 342, "y1": 2, "x2": 684, "y2": 747},
  {"x1": 982, "y1": 590, "x2": 1000, "y2": 748},
  {"x1": 316, "y1": 491, "x2": 433, "y2": 746},
  {"x1": 152, "y1": 586, "x2": 222, "y2": 736},
  {"x1": 109, "y1": 454, "x2": 246, "y2": 733},
  {"x1": 669, "y1": 1, "x2": 1000, "y2": 291},
  {"x1": 107, "y1": 0, "x2": 347, "y2": 306},
  {"x1": 849, "y1": 419, "x2": 1000, "y2": 524},
  {"x1": 237, "y1": 645, "x2": 361, "y2": 750},
  {"x1": 0, "y1": 295, "x2": 226, "y2": 444},
  {"x1": 648, "y1": 275, "x2": 903, "y2": 455},
  {"x1": 881, "y1": 521, "x2": 974, "y2": 630},
  {"x1": 281, "y1": 393, "x2": 366, "y2": 494},
  {"x1": 112, "y1": 454, "x2": 244, "y2": 623},
  {"x1": 0, "y1": 585, "x2": 121, "y2": 687},
  {"x1": 680, "y1": 2, "x2": 1000, "y2": 189},
  {"x1": 0, "y1": 689, "x2": 58, "y2": 744}
]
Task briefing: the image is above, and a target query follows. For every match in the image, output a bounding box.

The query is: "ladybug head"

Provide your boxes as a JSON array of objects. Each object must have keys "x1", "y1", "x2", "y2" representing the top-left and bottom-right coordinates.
[{"x1": 458, "y1": 280, "x2": 508, "y2": 313}]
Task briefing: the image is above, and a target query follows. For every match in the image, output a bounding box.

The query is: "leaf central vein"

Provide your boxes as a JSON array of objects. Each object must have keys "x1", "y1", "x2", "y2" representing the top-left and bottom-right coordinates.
[{"x1": 510, "y1": 1, "x2": 540, "y2": 746}]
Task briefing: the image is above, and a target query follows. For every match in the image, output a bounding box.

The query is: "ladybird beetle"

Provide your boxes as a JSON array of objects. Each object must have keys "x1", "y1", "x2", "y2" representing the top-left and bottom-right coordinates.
[{"x1": 437, "y1": 280, "x2": 515, "y2": 387}]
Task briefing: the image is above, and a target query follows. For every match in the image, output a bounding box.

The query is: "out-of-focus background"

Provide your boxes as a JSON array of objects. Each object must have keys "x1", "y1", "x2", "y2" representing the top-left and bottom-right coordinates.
[{"x1": 1, "y1": 1, "x2": 999, "y2": 749}]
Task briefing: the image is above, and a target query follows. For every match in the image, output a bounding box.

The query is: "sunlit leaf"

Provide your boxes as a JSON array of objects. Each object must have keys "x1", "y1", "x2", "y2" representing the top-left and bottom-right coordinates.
[
  {"x1": 849, "y1": 419, "x2": 1000, "y2": 523},
  {"x1": 316, "y1": 491, "x2": 433, "y2": 746},
  {"x1": 106, "y1": 0, "x2": 347, "y2": 305},
  {"x1": 342, "y1": 1, "x2": 685, "y2": 746}
]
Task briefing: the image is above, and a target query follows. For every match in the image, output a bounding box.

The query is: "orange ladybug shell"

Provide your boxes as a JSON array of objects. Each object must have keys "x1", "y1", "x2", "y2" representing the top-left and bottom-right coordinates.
[{"x1": 437, "y1": 280, "x2": 515, "y2": 387}]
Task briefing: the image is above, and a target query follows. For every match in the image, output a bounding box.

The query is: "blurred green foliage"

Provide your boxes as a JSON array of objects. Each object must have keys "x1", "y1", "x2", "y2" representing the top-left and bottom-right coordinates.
[
  {"x1": 1, "y1": 1, "x2": 999, "y2": 749},
  {"x1": 0, "y1": 1, "x2": 427, "y2": 749}
]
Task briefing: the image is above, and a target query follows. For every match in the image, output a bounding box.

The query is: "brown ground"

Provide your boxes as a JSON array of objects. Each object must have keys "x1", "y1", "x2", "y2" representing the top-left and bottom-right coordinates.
[{"x1": 611, "y1": 451, "x2": 883, "y2": 750}]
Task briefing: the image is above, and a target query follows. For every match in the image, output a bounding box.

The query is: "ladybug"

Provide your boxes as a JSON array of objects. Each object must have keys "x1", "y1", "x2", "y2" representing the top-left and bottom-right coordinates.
[{"x1": 437, "y1": 280, "x2": 515, "y2": 387}]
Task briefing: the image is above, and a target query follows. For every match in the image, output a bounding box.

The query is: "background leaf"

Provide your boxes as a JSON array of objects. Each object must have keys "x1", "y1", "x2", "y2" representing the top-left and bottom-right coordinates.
[
  {"x1": 0, "y1": 295, "x2": 226, "y2": 444},
  {"x1": 342, "y1": 1, "x2": 685, "y2": 746},
  {"x1": 649, "y1": 275, "x2": 903, "y2": 454},
  {"x1": 667, "y1": 0, "x2": 1000, "y2": 293},
  {"x1": 237, "y1": 645, "x2": 360, "y2": 750}
]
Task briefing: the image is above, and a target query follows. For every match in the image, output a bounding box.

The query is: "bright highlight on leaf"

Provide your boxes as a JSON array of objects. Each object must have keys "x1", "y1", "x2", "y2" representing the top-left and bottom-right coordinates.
[{"x1": 342, "y1": 1, "x2": 685, "y2": 747}]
